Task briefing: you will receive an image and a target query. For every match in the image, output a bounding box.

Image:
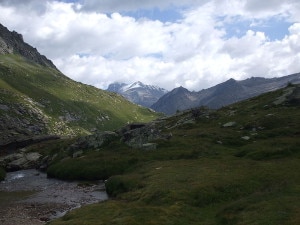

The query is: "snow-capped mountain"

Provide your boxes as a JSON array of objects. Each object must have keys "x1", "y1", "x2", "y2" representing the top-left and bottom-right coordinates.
[{"x1": 107, "y1": 81, "x2": 168, "y2": 107}]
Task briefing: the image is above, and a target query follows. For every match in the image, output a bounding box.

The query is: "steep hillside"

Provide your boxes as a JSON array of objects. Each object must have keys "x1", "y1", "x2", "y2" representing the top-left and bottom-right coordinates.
[
  {"x1": 0, "y1": 25, "x2": 158, "y2": 147},
  {"x1": 42, "y1": 84, "x2": 300, "y2": 225},
  {"x1": 0, "y1": 23, "x2": 57, "y2": 69},
  {"x1": 107, "y1": 81, "x2": 168, "y2": 107},
  {"x1": 152, "y1": 73, "x2": 300, "y2": 115}
]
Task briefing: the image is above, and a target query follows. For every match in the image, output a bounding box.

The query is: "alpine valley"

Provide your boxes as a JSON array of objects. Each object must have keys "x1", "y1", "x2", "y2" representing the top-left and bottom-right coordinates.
[
  {"x1": 0, "y1": 23, "x2": 158, "y2": 149},
  {"x1": 0, "y1": 22, "x2": 299, "y2": 225}
]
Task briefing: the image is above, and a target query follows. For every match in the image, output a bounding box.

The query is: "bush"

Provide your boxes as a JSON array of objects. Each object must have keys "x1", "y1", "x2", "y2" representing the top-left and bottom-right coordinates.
[
  {"x1": 47, "y1": 150, "x2": 140, "y2": 181},
  {"x1": 106, "y1": 175, "x2": 143, "y2": 197}
]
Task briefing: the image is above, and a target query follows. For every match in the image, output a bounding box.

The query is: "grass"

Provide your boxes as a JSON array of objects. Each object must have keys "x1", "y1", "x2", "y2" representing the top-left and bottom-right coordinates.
[
  {"x1": 0, "y1": 54, "x2": 159, "y2": 136},
  {"x1": 47, "y1": 85, "x2": 300, "y2": 225},
  {"x1": 49, "y1": 158, "x2": 300, "y2": 225}
]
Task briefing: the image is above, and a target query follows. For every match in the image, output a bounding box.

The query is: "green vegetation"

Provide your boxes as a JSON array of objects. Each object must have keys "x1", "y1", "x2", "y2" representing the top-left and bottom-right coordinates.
[
  {"x1": 48, "y1": 86, "x2": 300, "y2": 225},
  {"x1": 0, "y1": 54, "x2": 158, "y2": 136},
  {"x1": 0, "y1": 167, "x2": 5, "y2": 181}
]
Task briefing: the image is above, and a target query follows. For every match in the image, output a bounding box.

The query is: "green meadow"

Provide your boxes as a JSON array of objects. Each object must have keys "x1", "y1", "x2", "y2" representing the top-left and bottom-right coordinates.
[{"x1": 45, "y1": 85, "x2": 300, "y2": 225}]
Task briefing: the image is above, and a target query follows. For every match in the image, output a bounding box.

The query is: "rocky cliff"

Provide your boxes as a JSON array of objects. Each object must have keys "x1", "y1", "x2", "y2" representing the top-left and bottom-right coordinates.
[{"x1": 0, "y1": 23, "x2": 57, "y2": 69}]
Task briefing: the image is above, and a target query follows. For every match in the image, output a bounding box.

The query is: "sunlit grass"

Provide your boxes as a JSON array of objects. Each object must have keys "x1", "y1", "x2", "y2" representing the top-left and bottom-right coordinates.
[{"x1": 0, "y1": 54, "x2": 159, "y2": 136}]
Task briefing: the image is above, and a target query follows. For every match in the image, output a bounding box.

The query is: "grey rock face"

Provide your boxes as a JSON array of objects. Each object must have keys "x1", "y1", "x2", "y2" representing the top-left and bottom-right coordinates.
[
  {"x1": 118, "y1": 122, "x2": 171, "y2": 148},
  {"x1": 69, "y1": 131, "x2": 118, "y2": 151},
  {"x1": 0, "y1": 23, "x2": 57, "y2": 69},
  {"x1": 0, "y1": 150, "x2": 42, "y2": 171}
]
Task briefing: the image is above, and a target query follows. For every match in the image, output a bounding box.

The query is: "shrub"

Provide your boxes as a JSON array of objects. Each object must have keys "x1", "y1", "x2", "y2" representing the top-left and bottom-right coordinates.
[{"x1": 106, "y1": 175, "x2": 143, "y2": 197}]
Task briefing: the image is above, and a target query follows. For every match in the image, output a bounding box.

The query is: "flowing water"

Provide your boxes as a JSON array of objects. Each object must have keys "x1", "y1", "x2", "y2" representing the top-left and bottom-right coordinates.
[{"x1": 0, "y1": 169, "x2": 108, "y2": 224}]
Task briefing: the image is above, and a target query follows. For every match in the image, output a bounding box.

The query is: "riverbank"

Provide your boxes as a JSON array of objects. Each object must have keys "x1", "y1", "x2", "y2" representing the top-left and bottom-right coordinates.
[{"x1": 0, "y1": 169, "x2": 108, "y2": 224}]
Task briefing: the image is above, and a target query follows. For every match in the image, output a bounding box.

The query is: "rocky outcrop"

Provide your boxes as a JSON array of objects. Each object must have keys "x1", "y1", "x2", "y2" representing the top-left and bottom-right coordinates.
[
  {"x1": 274, "y1": 85, "x2": 300, "y2": 106},
  {"x1": 0, "y1": 149, "x2": 42, "y2": 171},
  {"x1": 0, "y1": 23, "x2": 57, "y2": 69},
  {"x1": 0, "y1": 99, "x2": 54, "y2": 148},
  {"x1": 69, "y1": 131, "x2": 118, "y2": 152},
  {"x1": 118, "y1": 122, "x2": 171, "y2": 149},
  {"x1": 0, "y1": 135, "x2": 60, "y2": 153}
]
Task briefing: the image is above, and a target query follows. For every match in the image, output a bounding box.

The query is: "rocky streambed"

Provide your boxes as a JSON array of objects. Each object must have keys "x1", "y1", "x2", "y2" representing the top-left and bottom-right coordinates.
[{"x1": 0, "y1": 169, "x2": 108, "y2": 225}]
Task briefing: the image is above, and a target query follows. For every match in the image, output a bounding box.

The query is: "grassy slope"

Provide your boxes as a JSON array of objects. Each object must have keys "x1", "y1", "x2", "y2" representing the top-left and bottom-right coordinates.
[
  {"x1": 0, "y1": 54, "x2": 158, "y2": 135},
  {"x1": 48, "y1": 86, "x2": 300, "y2": 225}
]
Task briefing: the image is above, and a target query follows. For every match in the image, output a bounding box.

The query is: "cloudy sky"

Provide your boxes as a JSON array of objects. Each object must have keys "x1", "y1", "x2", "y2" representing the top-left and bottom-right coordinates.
[{"x1": 0, "y1": 0, "x2": 300, "y2": 91}]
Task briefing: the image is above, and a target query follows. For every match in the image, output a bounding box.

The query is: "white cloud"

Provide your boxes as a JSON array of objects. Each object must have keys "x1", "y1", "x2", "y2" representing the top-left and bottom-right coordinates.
[{"x1": 0, "y1": 0, "x2": 299, "y2": 91}]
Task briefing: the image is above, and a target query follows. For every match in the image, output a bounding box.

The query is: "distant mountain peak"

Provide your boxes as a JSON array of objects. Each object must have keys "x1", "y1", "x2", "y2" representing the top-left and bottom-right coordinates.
[
  {"x1": 0, "y1": 23, "x2": 57, "y2": 70},
  {"x1": 107, "y1": 81, "x2": 168, "y2": 107},
  {"x1": 171, "y1": 86, "x2": 189, "y2": 94}
]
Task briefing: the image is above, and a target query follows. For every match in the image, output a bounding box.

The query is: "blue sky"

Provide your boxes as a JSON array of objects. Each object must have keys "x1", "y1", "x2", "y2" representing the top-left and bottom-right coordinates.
[
  {"x1": 123, "y1": 7, "x2": 184, "y2": 23},
  {"x1": 0, "y1": 0, "x2": 299, "y2": 91}
]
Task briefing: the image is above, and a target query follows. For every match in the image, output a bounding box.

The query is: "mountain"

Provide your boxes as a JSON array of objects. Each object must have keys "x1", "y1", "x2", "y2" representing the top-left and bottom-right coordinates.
[
  {"x1": 107, "y1": 81, "x2": 168, "y2": 107},
  {"x1": 149, "y1": 86, "x2": 198, "y2": 114},
  {"x1": 0, "y1": 23, "x2": 158, "y2": 147},
  {"x1": 151, "y1": 73, "x2": 300, "y2": 115}
]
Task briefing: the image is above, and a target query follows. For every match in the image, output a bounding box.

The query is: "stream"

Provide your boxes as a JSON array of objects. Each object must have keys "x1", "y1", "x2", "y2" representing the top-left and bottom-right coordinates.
[{"x1": 0, "y1": 169, "x2": 108, "y2": 225}]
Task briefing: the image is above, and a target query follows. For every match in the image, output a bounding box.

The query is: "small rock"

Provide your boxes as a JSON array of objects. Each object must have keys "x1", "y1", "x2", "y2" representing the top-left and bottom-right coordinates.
[
  {"x1": 73, "y1": 150, "x2": 83, "y2": 158},
  {"x1": 141, "y1": 143, "x2": 157, "y2": 150},
  {"x1": 222, "y1": 122, "x2": 236, "y2": 127},
  {"x1": 0, "y1": 104, "x2": 9, "y2": 111},
  {"x1": 25, "y1": 152, "x2": 42, "y2": 161},
  {"x1": 40, "y1": 217, "x2": 50, "y2": 222},
  {"x1": 266, "y1": 114, "x2": 274, "y2": 117},
  {"x1": 241, "y1": 136, "x2": 250, "y2": 140}
]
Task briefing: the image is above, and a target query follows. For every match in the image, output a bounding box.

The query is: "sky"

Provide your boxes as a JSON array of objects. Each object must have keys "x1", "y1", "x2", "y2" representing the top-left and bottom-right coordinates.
[{"x1": 0, "y1": 0, "x2": 300, "y2": 91}]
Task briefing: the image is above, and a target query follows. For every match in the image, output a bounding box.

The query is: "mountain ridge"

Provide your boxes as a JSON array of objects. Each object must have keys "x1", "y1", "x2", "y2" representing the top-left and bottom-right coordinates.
[
  {"x1": 0, "y1": 23, "x2": 57, "y2": 69},
  {"x1": 151, "y1": 73, "x2": 300, "y2": 114}
]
